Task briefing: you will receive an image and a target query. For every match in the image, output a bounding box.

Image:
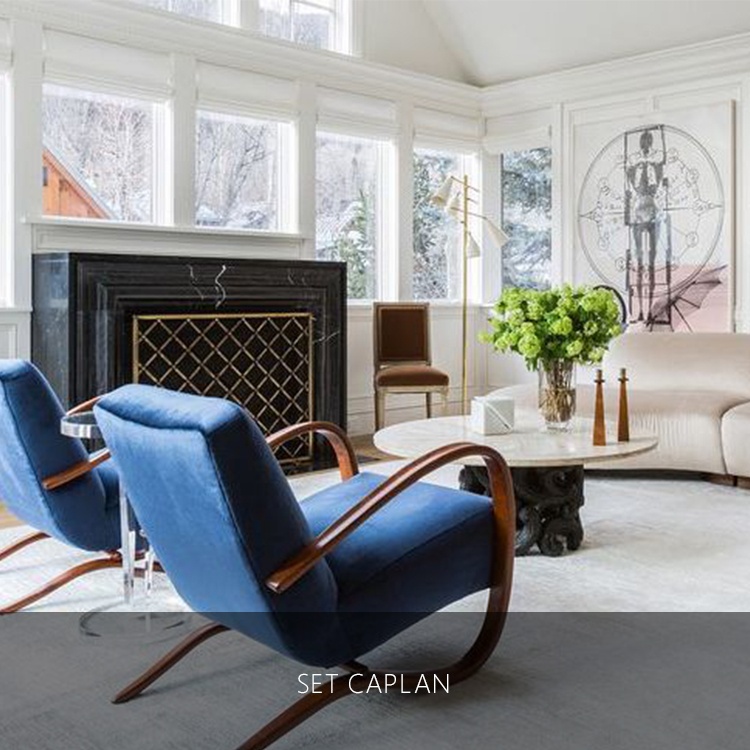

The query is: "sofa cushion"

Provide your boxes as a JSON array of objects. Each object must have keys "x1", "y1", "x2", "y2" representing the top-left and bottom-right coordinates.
[
  {"x1": 490, "y1": 384, "x2": 744, "y2": 474},
  {"x1": 722, "y1": 403, "x2": 750, "y2": 478},
  {"x1": 603, "y1": 333, "x2": 750, "y2": 399}
]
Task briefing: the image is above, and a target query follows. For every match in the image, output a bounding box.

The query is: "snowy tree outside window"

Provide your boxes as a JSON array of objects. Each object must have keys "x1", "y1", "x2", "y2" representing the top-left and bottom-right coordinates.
[
  {"x1": 130, "y1": 0, "x2": 225, "y2": 23},
  {"x1": 316, "y1": 132, "x2": 380, "y2": 300},
  {"x1": 42, "y1": 85, "x2": 154, "y2": 222},
  {"x1": 412, "y1": 148, "x2": 462, "y2": 300},
  {"x1": 260, "y1": 0, "x2": 338, "y2": 51},
  {"x1": 195, "y1": 110, "x2": 284, "y2": 230},
  {"x1": 501, "y1": 147, "x2": 552, "y2": 290}
]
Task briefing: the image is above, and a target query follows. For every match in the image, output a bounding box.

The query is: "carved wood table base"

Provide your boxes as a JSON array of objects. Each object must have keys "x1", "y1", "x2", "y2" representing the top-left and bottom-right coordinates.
[{"x1": 459, "y1": 464, "x2": 584, "y2": 557}]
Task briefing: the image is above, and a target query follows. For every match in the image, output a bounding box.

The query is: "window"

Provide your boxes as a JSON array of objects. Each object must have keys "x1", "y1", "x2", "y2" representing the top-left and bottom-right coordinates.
[
  {"x1": 195, "y1": 110, "x2": 290, "y2": 230},
  {"x1": 412, "y1": 148, "x2": 472, "y2": 300},
  {"x1": 259, "y1": 0, "x2": 348, "y2": 52},
  {"x1": 500, "y1": 147, "x2": 552, "y2": 289},
  {"x1": 42, "y1": 85, "x2": 156, "y2": 222},
  {"x1": 130, "y1": 0, "x2": 227, "y2": 24},
  {"x1": 316, "y1": 132, "x2": 383, "y2": 300}
]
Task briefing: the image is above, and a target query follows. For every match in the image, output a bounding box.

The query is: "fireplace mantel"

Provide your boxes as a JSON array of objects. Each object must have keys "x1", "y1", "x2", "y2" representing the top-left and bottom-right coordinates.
[{"x1": 32, "y1": 252, "x2": 346, "y2": 470}]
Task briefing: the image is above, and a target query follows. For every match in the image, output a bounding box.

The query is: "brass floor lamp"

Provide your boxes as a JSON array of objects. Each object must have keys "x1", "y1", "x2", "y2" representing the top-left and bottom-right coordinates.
[{"x1": 431, "y1": 175, "x2": 508, "y2": 414}]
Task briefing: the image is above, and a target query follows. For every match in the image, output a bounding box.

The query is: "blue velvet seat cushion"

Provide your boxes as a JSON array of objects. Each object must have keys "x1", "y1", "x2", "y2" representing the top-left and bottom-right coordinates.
[{"x1": 301, "y1": 471, "x2": 494, "y2": 652}]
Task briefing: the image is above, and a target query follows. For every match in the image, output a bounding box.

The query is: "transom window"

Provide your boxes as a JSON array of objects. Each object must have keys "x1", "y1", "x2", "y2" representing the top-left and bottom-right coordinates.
[
  {"x1": 126, "y1": 0, "x2": 352, "y2": 53},
  {"x1": 129, "y1": 0, "x2": 227, "y2": 23},
  {"x1": 259, "y1": 0, "x2": 347, "y2": 51},
  {"x1": 42, "y1": 85, "x2": 157, "y2": 223},
  {"x1": 500, "y1": 147, "x2": 552, "y2": 290},
  {"x1": 195, "y1": 110, "x2": 291, "y2": 231}
]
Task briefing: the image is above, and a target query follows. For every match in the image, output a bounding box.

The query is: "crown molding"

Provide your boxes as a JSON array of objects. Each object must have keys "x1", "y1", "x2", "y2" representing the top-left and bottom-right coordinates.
[
  {"x1": 481, "y1": 31, "x2": 750, "y2": 117},
  {"x1": 0, "y1": 0, "x2": 480, "y2": 115}
]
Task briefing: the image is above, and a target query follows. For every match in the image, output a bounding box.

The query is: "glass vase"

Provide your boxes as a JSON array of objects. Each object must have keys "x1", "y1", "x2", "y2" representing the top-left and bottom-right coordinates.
[{"x1": 538, "y1": 360, "x2": 576, "y2": 431}]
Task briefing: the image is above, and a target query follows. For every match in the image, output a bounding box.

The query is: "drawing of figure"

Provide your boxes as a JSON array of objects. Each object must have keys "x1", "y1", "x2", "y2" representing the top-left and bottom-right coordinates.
[{"x1": 624, "y1": 127, "x2": 669, "y2": 324}]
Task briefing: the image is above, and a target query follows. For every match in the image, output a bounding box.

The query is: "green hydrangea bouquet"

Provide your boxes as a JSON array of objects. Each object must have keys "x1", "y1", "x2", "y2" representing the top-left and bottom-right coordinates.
[{"x1": 481, "y1": 285, "x2": 622, "y2": 430}]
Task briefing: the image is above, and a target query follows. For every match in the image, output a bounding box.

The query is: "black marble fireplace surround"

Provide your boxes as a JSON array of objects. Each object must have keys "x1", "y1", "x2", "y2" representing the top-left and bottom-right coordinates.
[{"x1": 32, "y1": 252, "x2": 346, "y2": 470}]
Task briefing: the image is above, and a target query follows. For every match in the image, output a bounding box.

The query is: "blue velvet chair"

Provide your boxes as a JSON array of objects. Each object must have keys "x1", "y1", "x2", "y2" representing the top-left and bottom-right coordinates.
[
  {"x1": 0, "y1": 360, "x2": 124, "y2": 613},
  {"x1": 94, "y1": 384, "x2": 515, "y2": 750}
]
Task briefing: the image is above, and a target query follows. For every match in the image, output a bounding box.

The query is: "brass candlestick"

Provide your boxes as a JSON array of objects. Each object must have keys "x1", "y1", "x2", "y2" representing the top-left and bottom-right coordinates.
[
  {"x1": 618, "y1": 368, "x2": 630, "y2": 442},
  {"x1": 593, "y1": 369, "x2": 606, "y2": 446}
]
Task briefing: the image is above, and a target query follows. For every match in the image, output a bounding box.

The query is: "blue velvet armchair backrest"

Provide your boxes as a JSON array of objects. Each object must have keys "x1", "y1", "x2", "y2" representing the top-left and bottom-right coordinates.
[
  {"x1": 95, "y1": 385, "x2": 343, "y2": 661},
  {"x1": 0, "y1": 359, "x2": 118, "y2": 551}
]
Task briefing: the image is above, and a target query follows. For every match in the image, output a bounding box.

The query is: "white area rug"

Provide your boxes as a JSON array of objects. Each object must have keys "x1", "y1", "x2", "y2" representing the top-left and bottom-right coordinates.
[{"x1": 2, "y1": 463, "x2": 748, "y2": 612}]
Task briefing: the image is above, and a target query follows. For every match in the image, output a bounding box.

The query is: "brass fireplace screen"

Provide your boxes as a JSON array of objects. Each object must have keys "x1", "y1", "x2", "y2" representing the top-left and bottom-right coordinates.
[{"x1": 132, "y1": 312, "x2": 314, "y2": 465}]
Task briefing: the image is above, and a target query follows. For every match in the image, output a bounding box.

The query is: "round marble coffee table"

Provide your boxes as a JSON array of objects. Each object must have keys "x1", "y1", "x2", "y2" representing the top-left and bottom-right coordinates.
[{"x1": 374, "y1": 413, "x2": 657, "y2": 556}]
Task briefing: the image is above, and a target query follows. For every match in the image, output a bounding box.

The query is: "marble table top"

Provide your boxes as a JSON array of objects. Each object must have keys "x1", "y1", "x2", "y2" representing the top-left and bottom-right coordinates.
[{"x1": 374, "y1": 413, "x2": 658, "y2": 468}]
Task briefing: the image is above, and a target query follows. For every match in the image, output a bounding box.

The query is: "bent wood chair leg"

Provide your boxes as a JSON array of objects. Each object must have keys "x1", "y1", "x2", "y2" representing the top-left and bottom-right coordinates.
[
  {"x1": 0, "y1": 531, "x2": 49, "y2": 563},
  {"x1": 235, "y1": 672, "x2": 368, "y2": 750},
  {"x1": 113, "y1": 622, "x2": 230, "y2": 704},
  {"x1": 236, "y1": 596, "x2": 509, "y2": 750},
  {"x1": 0, "y1": 552, "x2": 122, "y2": 614},
  {"x1": 348, "y1": 595, "x2": 509, "y2": 692}
]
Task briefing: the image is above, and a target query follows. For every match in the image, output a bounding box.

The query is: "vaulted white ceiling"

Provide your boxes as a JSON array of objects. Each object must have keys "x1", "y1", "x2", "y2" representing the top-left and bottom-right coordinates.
[{"x1": 421, "y1": 0, "x2": 750, "y2": 86}]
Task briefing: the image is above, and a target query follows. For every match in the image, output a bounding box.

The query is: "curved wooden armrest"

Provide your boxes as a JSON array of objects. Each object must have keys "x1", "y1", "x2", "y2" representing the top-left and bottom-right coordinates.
[
  {"x1": 266, "y1": 421, "x2": 359, "y2": 481},
  {"x1": 43, "y1": 395, "x2": 110, "y2": 491},
  {"x1": 66, "y1": 395, "x2": 103, "y2": 416},
  {"x1": 266, "y1": 441, "x2": 516, "y2": 594}
]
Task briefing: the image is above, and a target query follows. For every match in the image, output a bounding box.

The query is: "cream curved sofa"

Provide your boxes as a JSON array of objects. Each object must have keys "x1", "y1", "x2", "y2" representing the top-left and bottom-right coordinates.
[{"x1": 493, "y1": 333, "x2": 750, "y2": 479}]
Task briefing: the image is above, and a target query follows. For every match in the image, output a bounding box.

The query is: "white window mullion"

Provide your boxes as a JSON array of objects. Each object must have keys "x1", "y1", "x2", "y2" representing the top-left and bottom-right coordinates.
[
  {"x1": 297, "y1": 81, "x2": 317, "y2": 258},
  {"x1": 395, "y1": 100, "x2": 414, "y2": 301},
  {"x1": 8, "y1": 20, "x2": 43, "y2": 311},
  {"x1": 170, "y1": 53, "x2": 197, "y2": 227}
]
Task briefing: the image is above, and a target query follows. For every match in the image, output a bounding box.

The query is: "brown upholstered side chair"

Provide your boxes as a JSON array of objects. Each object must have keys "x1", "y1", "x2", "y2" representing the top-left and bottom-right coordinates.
[{"x1": 373, "y1": 303, "x2": 449, "y2": 430}]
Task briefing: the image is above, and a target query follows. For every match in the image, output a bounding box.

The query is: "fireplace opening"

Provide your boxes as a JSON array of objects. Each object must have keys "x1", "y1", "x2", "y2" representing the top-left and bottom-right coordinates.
[{"x1": 132, "y1": 312, "x2": 314, "y2": 466}]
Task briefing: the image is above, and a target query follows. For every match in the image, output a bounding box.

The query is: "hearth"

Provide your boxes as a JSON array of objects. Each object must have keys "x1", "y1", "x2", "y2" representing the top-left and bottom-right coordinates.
[{"x1": 32, "y1": 253, "x2": 346, "y2": 470}]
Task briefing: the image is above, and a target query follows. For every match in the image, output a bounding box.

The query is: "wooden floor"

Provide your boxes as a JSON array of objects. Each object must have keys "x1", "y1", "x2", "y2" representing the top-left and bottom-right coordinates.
[{"x1": 0, "y1": 503, "x2": 21, "y2": 530}]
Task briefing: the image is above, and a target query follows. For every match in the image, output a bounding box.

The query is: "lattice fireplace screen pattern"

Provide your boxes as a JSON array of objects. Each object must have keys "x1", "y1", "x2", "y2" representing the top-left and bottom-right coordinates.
[{"x1": 132, "y1": 313, "x2": 314, "y2": 465}]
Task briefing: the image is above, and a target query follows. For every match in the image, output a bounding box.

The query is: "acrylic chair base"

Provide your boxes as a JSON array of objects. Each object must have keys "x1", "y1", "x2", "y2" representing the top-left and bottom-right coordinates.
[{"x1": 112, "y1": 597, "x2": 508, "y2": 750}]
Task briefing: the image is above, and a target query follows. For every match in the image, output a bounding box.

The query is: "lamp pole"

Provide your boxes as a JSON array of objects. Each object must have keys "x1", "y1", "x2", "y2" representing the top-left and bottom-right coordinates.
[
  {"x1": 460, "y1": 173, "x2": 470, "y2": 415},
  {"x1": 430, "y1": 173, "x2": 507, "y2": 418}
]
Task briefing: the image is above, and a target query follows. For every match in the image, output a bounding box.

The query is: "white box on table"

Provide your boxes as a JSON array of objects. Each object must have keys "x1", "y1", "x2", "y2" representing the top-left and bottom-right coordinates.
[{"x1": 470, "y1": 396, "x2": 515, "y2": 435}]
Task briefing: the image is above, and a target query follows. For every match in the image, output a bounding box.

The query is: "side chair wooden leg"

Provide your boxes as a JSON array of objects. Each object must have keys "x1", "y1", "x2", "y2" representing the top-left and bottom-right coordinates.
[
  {"x1": 0, "y1": 531, "x2": 49, "y2": 563},
  {"x1": 0, "y1": 552, "x2": 122, "y2": 614},
  {"x1": 112, "y1": 622, "x2": 230, "y2": 704},
  {"x1": 235, "y1": 672, "x2": 367, "y2": 750},
  {"x1": 425, "y1": 392, "x2": 432, "y2": 419}
]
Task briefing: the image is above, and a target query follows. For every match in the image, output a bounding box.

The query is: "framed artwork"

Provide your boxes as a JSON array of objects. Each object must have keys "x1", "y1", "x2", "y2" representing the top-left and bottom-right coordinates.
[{"x1": 575, "y1": 101, "x2": 734, "y2": 332}]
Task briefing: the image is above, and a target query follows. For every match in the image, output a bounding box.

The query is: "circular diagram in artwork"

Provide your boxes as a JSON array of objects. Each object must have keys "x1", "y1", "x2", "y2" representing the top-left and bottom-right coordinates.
[{"x1": 577, "y1": 124, "x2": 724, "y2": 320}]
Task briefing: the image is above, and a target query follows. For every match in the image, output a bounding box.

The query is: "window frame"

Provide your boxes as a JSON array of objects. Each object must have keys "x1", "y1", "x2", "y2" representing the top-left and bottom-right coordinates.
[
  {"x1": 314, "y1": 127, "x2": 395, "y2": 302},
  {"x1": 194, "y1": 106, "x2": 296, "y2": 232},
  {"x1": 499, "y1": 145, "x2": 553, "y2": 292},
  {"x1": 412, "y1": 141, "x2": 480, "y2": 303},
  {"x1": 40, "y1": 81, "x2": 168, "y2": 225}
]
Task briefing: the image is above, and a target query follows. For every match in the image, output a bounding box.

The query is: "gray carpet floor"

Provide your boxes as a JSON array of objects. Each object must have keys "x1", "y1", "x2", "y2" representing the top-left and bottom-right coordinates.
[
  {"x1": 1, "y1": 612, "x2": 749, "y2": 749},
  {"x1": 2, "y1": 468, "x2": 750, "y2": 748}
]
